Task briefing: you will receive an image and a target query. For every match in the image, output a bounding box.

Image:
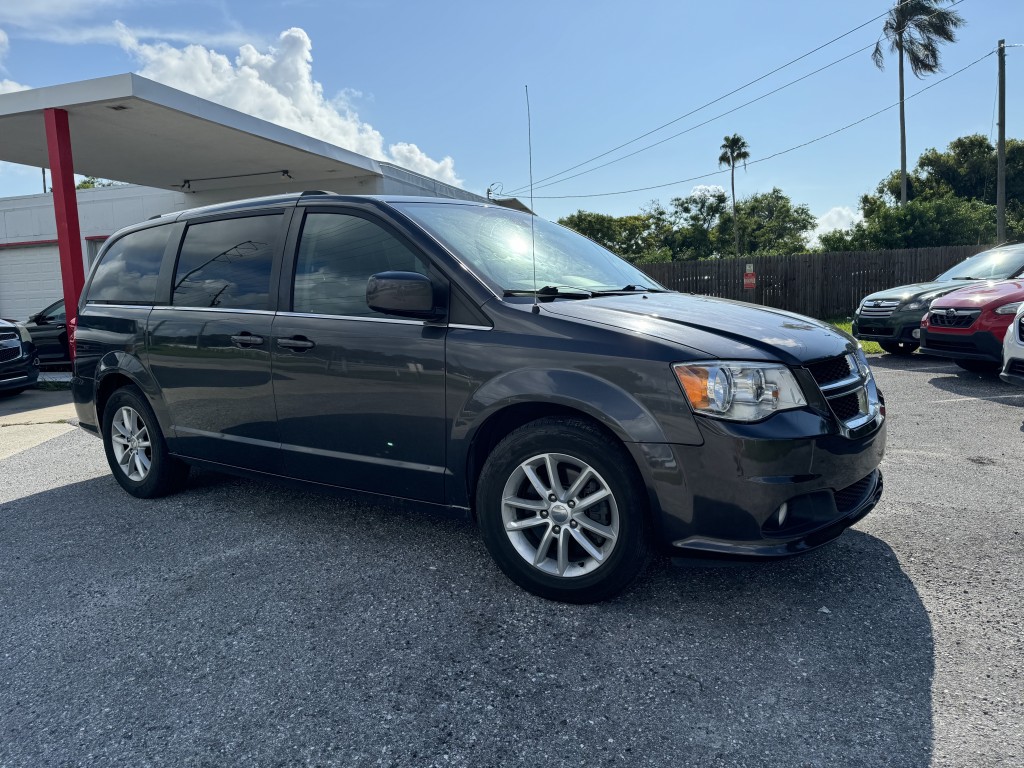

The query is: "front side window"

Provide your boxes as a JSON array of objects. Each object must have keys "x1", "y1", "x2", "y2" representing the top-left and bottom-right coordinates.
[
  {"x1": 173, "y1": 215, "x2": 280, "y2": 310},
  {"x1": 292, "y1": 212, "x2": 428, "y2": 317},
  {"x1": 87, "y1": 225, "x2": 171, "y2": 304}
]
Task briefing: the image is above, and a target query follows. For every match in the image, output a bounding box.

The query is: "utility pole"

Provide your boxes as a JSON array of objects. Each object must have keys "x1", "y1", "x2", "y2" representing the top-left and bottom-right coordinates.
[
  {"x1": 41, "y1": 167, "x2": 46, "y2": 195},
  {"x1": 997, "y1": 39, "x2": 1006, "y2": 243}
]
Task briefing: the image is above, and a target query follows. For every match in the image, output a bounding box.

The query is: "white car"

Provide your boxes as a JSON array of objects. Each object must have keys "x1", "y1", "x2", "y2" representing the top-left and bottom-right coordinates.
[{"x1": 1001, "y1": 303, "x2": 1024, "y2": 386}]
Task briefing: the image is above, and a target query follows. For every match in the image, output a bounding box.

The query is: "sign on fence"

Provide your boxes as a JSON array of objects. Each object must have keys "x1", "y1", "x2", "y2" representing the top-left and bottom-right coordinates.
[{"x1": 743, "y1": 264, "x2": 755, "y2": 290}]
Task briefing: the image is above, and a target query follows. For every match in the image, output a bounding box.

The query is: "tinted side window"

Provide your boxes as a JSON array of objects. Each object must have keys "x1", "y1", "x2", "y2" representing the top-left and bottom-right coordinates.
[
  {"x1": 86, "y1": 225, "x2": 170, "y2": 304},
  {"x1": 293, "y1": 213, "x2": 427, "y2": 317},
  {"x1": 172, "y1": 215, "x2": 280, "y2": 310}
]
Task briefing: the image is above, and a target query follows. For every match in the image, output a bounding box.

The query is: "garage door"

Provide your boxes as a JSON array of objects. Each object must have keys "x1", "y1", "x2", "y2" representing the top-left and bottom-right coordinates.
[{"x1": 0, "y1": 244, "x2": 63, "y2": 322}]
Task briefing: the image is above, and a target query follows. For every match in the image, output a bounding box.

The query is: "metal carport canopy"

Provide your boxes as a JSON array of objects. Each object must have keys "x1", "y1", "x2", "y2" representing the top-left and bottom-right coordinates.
[{"x1": 0, "y1": 73, "x2": 384, "y2": 192}]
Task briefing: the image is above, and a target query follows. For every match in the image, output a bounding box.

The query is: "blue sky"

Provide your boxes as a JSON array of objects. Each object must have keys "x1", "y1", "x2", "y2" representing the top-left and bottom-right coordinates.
[{"x1": 0, "y1": 0, "x2": 1020, "y2": 235}]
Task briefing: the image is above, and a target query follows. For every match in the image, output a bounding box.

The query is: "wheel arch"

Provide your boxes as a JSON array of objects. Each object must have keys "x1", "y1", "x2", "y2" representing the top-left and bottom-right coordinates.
[
  {"x1": 453, "y1": 368, "x2": 669, "y2": 513},
  {"x1": 94, "y1": 351, "x2": 168, "y2": 438}
]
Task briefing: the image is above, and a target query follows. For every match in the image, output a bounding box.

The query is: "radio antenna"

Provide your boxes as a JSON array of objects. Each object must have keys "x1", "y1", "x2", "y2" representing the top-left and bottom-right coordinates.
[{"x1": 526, "y1": 85, "x2": 539, "y2": 313}]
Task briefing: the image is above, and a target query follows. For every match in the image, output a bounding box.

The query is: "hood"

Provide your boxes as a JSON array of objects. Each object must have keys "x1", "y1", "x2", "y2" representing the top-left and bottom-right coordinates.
[
  {"x1": 860, "y1": 280, "x2": 967, "y2": 304},
  {"x1": 930, "y1": 278, "x2": 1024, "y2": 309},
  {"x1": 538, "y1": 293, "x2": 853, "y2": 365}
]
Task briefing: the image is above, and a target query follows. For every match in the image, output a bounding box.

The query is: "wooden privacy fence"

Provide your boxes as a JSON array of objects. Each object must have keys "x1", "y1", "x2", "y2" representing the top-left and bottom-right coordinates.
[{"x1": 640, "y1": 244, "x2": 993, "y2": 319}]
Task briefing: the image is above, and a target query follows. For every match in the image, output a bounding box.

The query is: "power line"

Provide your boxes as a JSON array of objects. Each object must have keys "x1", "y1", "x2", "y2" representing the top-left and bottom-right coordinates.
[
  {"x1": 529, "y1": 49, "x2": 995, "y2": 201},
  {"x1": 523, "y1": 40, "x2": 876, "y2": 194},
  {"x1": 507, "y1": 0, "x2": 968, "y2": 196}
]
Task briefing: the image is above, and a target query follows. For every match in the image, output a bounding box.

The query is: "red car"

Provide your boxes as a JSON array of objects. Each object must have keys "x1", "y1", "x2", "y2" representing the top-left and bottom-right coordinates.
[{"x1": 920, "y1": 279, "x2": 1024, "y2": 372}]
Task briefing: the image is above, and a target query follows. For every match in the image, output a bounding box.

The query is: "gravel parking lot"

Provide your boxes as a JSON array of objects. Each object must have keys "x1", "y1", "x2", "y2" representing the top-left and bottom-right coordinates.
[{"x1": 1, "y1": 355, "x2": 1021, "y2": 768}]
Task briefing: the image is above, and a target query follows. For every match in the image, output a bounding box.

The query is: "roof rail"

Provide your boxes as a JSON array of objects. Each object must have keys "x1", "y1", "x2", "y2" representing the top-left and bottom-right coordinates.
[{"x1": 299, "y1": 190, "x2": 336, "y2": 197}]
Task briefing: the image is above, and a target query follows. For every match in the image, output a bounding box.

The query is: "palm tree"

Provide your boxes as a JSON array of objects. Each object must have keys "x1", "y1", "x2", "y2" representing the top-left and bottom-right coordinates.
[
  {"x1": 718, "y1": 134, "x2": 750, "y2": 256},
  {"x1": 872, "y1": 0, "x2": 965, "y2": 205}
]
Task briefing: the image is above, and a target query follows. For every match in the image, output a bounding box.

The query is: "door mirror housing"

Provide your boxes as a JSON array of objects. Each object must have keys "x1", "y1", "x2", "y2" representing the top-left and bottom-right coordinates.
[{"x1": 367, "y1": 271, "x2": 439, "y2": 319}]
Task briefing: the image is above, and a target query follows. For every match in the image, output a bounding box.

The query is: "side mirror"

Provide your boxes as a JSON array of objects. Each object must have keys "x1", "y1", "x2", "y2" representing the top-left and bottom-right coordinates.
[
  {"x1": 366, "y1": 271, "x2": 439, "y2": 319},
  {"x1": 29, "y1": 313, "x2": 42, "y2": 324}
]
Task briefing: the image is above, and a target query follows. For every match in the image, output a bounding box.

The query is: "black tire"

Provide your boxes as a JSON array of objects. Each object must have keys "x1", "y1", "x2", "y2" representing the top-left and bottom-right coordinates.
[
  {"x1": 476, "y1": 417, "x2": 650, "y2": 603},
  {"x1": 879, "y1": 341, "x2": 918, "y2": 355},
  {"x1": 102, "y1": 385, "x2": 188, "y2": 498},
  {"x1": 955, "y1": 358, "x2": 1000, "y2": 374}
]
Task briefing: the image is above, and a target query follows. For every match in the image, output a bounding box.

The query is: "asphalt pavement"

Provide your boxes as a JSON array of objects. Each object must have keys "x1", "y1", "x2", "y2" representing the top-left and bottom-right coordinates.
[{"x1": 0, "y1": 356, "x2": 1021, "y2": 767}]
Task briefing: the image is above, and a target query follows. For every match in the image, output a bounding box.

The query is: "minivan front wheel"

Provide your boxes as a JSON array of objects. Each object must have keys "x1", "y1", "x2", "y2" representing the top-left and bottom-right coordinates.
[
  {"x1": 477, "y1": 418, "x2": 649, "y2": 603},
  {"x1": 102, "y1": 386, "x2": 188, "y2": 498}
]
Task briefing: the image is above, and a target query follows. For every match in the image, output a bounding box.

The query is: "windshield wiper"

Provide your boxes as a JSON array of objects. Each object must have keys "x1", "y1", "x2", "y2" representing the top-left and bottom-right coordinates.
[
  {"x1": 590, "y1": 284, "x2": 668, "y2": 295},
  {"x1": 503, "y1": 285, "x2": 594, "y2": 299},
  {"x1": 951, "y1": 276, "x2": 983, "y2": 280}
]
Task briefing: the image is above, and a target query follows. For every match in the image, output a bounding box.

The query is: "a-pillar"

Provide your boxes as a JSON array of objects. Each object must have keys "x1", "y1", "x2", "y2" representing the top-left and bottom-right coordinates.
[{"x1": 43, "y1": 107, "x2": 85, "y2": 337}]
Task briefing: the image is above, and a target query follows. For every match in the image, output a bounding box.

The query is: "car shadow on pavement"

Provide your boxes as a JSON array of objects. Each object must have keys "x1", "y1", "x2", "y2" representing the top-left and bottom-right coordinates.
[
  {"x1": 0, "y1": 473, "x2": 933, "y2": 768},
  {"x1": 925, "y1": 372, "x2": 1024, "y2": 406}
]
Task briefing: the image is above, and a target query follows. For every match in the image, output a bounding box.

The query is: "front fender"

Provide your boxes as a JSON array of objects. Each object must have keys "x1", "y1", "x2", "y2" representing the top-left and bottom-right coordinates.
[{"x1": 455, "y1": 367, "x2": 669, "y2": 446}]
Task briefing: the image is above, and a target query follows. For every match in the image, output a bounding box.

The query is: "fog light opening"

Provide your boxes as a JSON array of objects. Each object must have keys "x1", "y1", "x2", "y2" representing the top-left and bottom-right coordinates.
[
  {"x1": 912, "y1": 328, "x2": 921, "y2": 339},
  {"x1": 776, "y1": 502, "x2": 788, "y2": 526}
]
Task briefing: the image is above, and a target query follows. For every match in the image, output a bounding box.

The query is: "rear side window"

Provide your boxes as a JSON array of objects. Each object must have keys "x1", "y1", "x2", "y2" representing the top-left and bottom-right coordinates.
[
  {"x1": 172, "y1": 215, "x2": 280, "y2": 310},
  {"x1": 293, "y1": 212, "x2": 427, "y2": 317},
  {"x1": 86, "y1": 225, "x2": 170, "y2": 304}
]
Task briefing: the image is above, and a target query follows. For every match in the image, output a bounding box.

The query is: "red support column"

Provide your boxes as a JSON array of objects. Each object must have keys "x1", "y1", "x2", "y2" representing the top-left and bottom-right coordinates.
[{"x1": 43, "y1": 108, "x2": 86, "y2": 334}]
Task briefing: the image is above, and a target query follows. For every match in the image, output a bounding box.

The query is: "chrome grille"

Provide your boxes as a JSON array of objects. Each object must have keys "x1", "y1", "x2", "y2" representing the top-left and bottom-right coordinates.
[
  {"x1": 858, "y1": 300, "x2": 900, "y2": 319},
  {"x1": 0, "y1": 331, "x2": 17, "y2": 342},
  {"x1": 806, "y1": 356, "x2": 852, "y2": 387},
  {"x1": 806, "y1": 353, "x2": 874, "y2": 431},
  {"x1": 928, "y1": 309, "x2": 979, "y2": 328}
]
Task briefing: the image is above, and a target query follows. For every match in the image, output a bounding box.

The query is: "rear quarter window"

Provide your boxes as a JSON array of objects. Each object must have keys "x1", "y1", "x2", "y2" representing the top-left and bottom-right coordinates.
[{"x1": 86, "y1": 225, "x2": 172, "y2": 305}]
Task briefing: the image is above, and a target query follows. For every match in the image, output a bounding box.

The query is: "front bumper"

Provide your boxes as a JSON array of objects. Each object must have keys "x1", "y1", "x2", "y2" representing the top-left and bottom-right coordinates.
[
  {"x1": 920, "y1": 329, "x2": 1003, "y2": 362},
  {"x1": 628, "y1": 408, "x2": 886, "y2": 557},
  {"x1": 852, "y1": 312, "x2": 921, "y2": 344},
  {"x1": 1002, "y1": 357, "x2": 1024, "y2": 387}
]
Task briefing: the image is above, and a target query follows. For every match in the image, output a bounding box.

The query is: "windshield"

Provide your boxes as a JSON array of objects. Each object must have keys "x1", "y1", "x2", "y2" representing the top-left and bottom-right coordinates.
[
  {"x1": 392, "y1": 202, "x2": 664, "y2": 295},
  {"x1": 938, "y1": 247, "x2": 1024, "y2": 281}
]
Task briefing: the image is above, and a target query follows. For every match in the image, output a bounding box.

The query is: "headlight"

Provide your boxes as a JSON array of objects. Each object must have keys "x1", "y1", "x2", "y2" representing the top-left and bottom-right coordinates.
[
  {"x1": 673, "y1": 362, "x2": 807, "y2": 422},
  {"x1": 903, "y1": 299, "x2": 930, "y2": 311},
  {"x1": 995, "y1": 301, "x2": 1022, "y2": 315},
  {"x1": 15, "y1": 323, "x2": 32, "y2": 343}
]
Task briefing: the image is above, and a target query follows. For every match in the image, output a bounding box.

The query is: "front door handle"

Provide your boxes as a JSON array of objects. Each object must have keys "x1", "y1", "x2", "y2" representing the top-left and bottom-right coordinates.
[
  {"x1": 230, "y1": 333, "x2": 265, "y2": 347},
  {"x1": 277, "y1": 336, "x2": 316, "y2": 351}
]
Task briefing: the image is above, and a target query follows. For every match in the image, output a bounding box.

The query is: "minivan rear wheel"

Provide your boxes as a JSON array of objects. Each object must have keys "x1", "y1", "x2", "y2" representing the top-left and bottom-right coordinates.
[
  {"x1": 476, "y1": 418, "x2": 649, "y2": 603},
  {"x1": 102, "y1": 385, "x2": 188, "y2": 498}
]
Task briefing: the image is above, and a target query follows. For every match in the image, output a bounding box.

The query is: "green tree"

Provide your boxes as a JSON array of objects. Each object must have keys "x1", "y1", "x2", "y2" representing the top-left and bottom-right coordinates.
[
  {"x1": 669, "y1": 186, "x2": 729, "y2": 259},
  {"x1": 557, "y1": 209, "x2": 667, "y2": 262},
  {"x1": 723, "y1": 188, "x2": 815, "y2": 255},
  {"x1": 75, "y1": 176, "x2": 119, "y2": 190},
  {"x1": 717, "y1": 134, "x2": 751, "y2": 255},
  {"x1": 871, "y1": 0, "x2": 966, "y2": 205}
]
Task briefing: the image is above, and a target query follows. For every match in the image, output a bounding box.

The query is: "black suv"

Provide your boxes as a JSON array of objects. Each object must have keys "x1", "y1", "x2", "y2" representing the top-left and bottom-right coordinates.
[{"x1": 72, "y1": 193, "x2": 886, "y2": 602}]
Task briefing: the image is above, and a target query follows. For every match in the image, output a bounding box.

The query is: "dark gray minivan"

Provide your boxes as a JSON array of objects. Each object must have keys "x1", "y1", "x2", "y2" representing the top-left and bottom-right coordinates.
[{"x1": 72, "y1": 193, "x2": 886, "y2": 602}]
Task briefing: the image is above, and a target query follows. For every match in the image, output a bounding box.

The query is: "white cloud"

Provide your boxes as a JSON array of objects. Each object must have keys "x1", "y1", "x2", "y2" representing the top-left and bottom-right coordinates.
[
  {"x1": 811, "y1": 206, "x2": 861, "y2": 245},
  {"x1": 690, "y1": 184, "x2": 726, "y2": 198},
  {"x1": 117, "y1": 25, "x2": 462, "y2": 187},
  {"x1": 0, "y1": 27, "x2": 8, "y2": 60}
]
